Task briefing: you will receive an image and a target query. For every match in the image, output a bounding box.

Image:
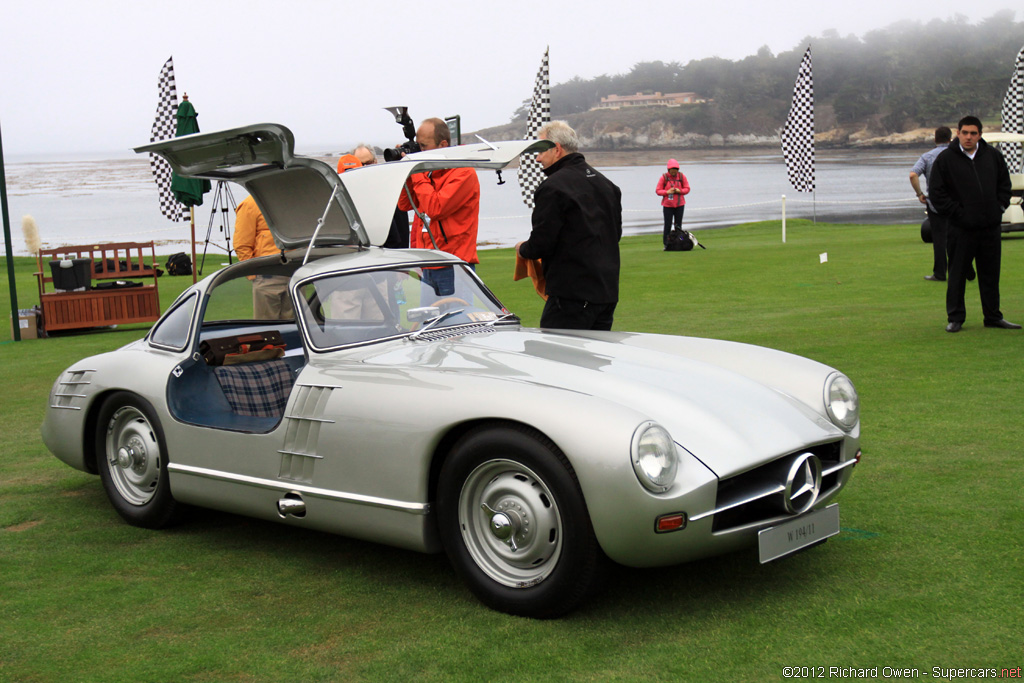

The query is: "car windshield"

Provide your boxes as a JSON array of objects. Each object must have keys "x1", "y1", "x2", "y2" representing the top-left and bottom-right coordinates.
[{"x1": 297, "y1": 264, "x2": 512, "y2": 350}]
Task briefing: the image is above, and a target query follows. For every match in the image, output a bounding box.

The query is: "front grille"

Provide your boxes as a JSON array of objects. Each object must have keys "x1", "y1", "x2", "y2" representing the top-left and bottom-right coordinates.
[{"x1": 711, "y1": 441, "x2": 845, "y2": 533}]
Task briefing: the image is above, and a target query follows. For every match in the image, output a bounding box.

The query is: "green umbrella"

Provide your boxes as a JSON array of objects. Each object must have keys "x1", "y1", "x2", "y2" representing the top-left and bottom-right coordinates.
[
  {"x1": 170, "y1": 97, "x2": 211, "y2": 206},
  {"x1": 170, "y1": 96, "x2": 211, "y2": 284}
]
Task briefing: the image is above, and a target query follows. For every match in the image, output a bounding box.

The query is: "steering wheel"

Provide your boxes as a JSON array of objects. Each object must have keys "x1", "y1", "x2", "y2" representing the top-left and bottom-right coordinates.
[{"x1": 432, "y1": 297, "x2": 470, "y2": 310}]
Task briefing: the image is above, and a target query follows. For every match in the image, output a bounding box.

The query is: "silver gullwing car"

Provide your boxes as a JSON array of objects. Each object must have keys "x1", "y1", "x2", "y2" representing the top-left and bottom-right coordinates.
[{"x1": 42, "y1": 124, "x2": 860, "y2": 618}]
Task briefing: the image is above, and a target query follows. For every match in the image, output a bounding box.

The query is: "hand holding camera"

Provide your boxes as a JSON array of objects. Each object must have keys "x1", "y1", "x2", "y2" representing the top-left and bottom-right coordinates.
[{"x1": 383, "y1": 106, "x2": 422, "y2": 161}]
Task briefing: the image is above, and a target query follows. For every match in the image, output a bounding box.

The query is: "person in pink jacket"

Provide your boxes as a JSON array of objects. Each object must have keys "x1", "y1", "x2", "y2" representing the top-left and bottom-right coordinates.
[{"x1": 656, "y1": 159, "x2": 690, "y2": 248}]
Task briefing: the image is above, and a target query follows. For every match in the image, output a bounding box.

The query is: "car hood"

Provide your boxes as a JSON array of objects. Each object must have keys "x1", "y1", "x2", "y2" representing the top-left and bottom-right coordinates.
[
  {"x1": 346, "y1": 328, "x2": 846, "y2": 478},
  {"x1": 136, "y1": 123, "x2": 552, "y2": 250}
]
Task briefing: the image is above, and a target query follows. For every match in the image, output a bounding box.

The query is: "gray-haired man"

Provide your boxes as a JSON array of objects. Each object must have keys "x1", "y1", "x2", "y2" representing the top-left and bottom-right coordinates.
[{"x1": 516, "y1": 121, "x2": 622, "y2": 330}]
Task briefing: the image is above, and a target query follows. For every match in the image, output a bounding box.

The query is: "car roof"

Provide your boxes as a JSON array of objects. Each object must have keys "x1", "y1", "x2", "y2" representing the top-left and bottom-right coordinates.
[{"x1": 136, "y1": 123, "x2": 552, "y2": 251}]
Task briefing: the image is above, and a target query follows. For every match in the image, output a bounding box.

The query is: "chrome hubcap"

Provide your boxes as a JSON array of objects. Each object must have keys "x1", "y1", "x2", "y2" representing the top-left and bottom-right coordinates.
[
  {"x1": 458, "y1": 459, "x2": 562, "y2": 588},
  {"x1": 116, "y1": 439, "x2": 145, "y2": 470},
  {"x1": 105, "y1": 406, "x2": 160, "y2": 506},
  {"x1": 482, "y1": 503, "x2": 519, "y2": 550}
]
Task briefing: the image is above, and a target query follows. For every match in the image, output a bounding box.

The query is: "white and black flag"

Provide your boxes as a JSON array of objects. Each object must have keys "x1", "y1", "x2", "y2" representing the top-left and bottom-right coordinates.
[
  {"x1": 149, "y1": 56, "x2": 187, "y2": 222},
  {"x1": 781, "y1": 46, "x2": 815, "y2": 193},
  {"x1": 518, "y1": 47, "x2": 550, "y2": 208},
  {"x1": 1000, "y1": 45, "x2": 1024, "y2": 174}
]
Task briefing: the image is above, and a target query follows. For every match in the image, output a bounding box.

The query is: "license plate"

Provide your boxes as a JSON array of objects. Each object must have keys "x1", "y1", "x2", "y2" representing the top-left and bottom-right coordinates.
[{"x1": 758, "y1": 504, "x2": 840, "y2": 564}]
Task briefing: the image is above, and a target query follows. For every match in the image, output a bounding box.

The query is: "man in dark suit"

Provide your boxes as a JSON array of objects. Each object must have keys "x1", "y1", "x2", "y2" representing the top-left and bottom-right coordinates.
[{"x1": 929, "y1": 115, "x2": 1018, "y2": 333}]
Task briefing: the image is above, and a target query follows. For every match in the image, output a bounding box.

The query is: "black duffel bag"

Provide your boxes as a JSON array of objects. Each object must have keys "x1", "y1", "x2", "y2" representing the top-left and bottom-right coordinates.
[
  {"x1": 166, "y1": 252, "x2": 193, "y2": 276},
  {"x1": 665, "y1": 229, "x2": 696, "y2": 251}
]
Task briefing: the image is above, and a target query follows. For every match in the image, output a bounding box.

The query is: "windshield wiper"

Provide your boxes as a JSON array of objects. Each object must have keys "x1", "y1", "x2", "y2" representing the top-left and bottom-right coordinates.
[
  {"x1": 407, "y1": 308, "x2": 465, "y2": 340},
  {"x1": 486, "y1": 312, "x2": 520, "y2": 327}
]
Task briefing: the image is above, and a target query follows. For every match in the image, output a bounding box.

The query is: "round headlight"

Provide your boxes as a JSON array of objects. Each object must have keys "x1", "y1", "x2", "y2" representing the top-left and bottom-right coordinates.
[
  {"x1": 631, "y1": 422, "x2": 678, "y2": 493},
  {"x1": 824, "y1": 373, "x2": 859, "y2": 431}
]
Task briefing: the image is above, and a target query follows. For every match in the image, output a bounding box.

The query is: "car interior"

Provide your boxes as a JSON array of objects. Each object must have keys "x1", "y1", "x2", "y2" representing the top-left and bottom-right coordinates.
[{"x1": 158, "y1": 260, "x2": 505, "y2": 434}]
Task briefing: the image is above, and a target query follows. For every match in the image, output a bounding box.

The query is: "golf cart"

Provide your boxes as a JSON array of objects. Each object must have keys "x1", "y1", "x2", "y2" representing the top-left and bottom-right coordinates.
[{"x1": 988, "y1": 132, "x2": 1024, "y2": 231}]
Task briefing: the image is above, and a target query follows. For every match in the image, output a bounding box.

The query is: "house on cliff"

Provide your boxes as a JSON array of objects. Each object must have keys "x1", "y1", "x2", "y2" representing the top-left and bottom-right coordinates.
[{"x1": 592, "y1": 92, "x2": 705, "y2": 110}]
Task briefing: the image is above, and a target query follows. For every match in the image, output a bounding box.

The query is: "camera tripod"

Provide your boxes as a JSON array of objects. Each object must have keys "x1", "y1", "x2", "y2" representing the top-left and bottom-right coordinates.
[{"x1": 199, "y1": 180, "x2": 237, "y2": 275}]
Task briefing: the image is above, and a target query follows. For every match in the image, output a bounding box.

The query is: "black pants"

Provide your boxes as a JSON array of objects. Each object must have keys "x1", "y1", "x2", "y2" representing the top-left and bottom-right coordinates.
[
  {"x1": 540, "y1": 296, "x2": 617, "y2": 331},
  {"x1": 663, "y1": 206, "x2": 685, "y2": 244},
  {"x1": 926, "y1": 208, "x2": 947, "y2": 279},
  {"x1": 947, "y1": 224, "x2": 1002, "y2": 324}
]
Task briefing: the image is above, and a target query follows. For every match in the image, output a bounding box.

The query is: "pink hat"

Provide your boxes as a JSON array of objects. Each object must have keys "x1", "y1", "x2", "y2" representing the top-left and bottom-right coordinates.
[{"x1": 667, "y1": 159, "x2": 680, "y2": 169}]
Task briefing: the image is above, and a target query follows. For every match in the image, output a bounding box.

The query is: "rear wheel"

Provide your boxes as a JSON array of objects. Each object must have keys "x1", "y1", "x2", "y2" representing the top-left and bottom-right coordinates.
[
  {"x1": 96, "y1": 392, "x2": 182, "y2": 529},
  {"x1": 437, "y1": 425, "x2": 605, "y2": 618}
]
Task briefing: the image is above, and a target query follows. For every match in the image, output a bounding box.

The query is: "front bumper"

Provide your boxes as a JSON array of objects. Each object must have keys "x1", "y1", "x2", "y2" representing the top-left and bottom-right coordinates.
[{"x1": 590, "y1": 436, "x2": 859, "y2": 568}]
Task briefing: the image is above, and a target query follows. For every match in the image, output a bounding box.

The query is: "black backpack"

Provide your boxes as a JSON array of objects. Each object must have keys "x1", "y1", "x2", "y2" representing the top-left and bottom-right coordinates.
[
  {"x1": 665, "y1": 229, "x2": 697, "y2": 252},
  {"x1": 165, "y1": 252, "x2": 193, "y2": 276}
]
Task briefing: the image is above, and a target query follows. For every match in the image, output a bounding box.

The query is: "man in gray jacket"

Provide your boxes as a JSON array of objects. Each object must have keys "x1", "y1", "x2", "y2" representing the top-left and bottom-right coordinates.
[{"x1": 929, "y1": 115, "x2": 1018, "y2": 333}]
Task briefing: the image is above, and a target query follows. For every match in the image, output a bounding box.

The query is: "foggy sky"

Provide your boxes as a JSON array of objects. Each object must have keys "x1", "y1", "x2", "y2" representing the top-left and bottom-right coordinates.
[{"x1": 0, "y1": 0, "x2": 1019, "y2": 158}]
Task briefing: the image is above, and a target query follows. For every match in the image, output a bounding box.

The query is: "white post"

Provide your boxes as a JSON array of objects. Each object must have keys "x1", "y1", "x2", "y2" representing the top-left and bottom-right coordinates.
[{"x1": 781, "y1": 194, "x2": 787, "y2": 243}]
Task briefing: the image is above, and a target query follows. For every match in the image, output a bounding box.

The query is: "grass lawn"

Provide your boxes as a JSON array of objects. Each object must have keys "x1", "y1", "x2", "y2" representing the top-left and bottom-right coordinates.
[{"x1": 2, "y1": 221, "x2": 1022, "y2": 682}]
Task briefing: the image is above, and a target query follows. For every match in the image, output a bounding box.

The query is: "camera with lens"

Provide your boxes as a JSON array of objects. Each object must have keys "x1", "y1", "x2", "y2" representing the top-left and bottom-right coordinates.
[
  {"x1": 384, "y1": 139, "x2": 420, "y2": 162},
  {"x1": 382, "y1": 106, "x2": 421, "y2": 162}
]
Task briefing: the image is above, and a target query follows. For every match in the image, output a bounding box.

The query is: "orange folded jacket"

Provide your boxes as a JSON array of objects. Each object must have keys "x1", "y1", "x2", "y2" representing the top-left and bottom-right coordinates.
[{"x1": 513, "y1": 253, "x2": 547, "y2": 301}]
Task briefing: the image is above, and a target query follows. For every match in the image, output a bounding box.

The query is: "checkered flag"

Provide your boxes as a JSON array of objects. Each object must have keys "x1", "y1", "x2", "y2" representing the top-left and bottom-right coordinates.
[
  {"x1": 1000, "y1": 45, "x2": 1024, "y2": 174},
  {"x1": 148, "y1": 56, "x2": 187, "y2": 222},
  {"x1": 781, "y1": 46, "x2": 815, "y2": 193},
  {"x1": 518, "y1": 48, "x2": 550, "y2": 208}
]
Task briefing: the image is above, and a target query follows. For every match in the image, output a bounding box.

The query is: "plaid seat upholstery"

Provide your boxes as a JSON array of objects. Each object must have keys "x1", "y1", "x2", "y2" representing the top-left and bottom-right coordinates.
[{"x1": 214, "y1": 359, "x2": 295, "y2": 418}]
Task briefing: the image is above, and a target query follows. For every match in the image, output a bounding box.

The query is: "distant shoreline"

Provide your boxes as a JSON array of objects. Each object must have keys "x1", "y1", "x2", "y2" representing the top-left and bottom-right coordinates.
[{"x1": 578, "y1": 144, "x2": 923, "y2": 168}]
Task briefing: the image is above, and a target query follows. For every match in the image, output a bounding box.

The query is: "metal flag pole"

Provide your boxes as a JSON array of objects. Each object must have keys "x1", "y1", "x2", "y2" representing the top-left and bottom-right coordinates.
[
  {"x1": 0, "y1": 119, "x2": 21, "y2": 341},
  {"x1": 781, "y1": 194, "x2": 787, "y2": 243},
  {"x1": 189, "y1": 207, "x2": 197, "y2": 284}
]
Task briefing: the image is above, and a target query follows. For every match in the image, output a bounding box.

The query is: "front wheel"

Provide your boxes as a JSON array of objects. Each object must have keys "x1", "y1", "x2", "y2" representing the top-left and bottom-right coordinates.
[
  {"x1": 96, "y1": 392, "x2": 183, "y2": 529},
  {"x1": 437, "y1": 425, "x2": 605, "y2": 618}
]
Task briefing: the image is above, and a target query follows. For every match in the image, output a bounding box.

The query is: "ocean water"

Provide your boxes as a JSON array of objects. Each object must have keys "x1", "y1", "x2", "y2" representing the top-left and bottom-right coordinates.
[{"x1": 1, "y1": 150, "x2": 924, "y2": 257}]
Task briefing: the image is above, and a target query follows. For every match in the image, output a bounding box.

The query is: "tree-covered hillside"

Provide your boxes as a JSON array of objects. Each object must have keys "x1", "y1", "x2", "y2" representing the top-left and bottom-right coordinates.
[{"x1": 512, "y1": 12, "x2": 1022, "y2": 138}]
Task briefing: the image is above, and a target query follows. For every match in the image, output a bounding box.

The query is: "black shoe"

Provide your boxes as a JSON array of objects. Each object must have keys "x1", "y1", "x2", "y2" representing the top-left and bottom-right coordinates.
[
  {"x1": 946, "y1": 321, "x2": 963, "y2": 333},
  {"x1": 983, "y1": 319, "x2": 1021, "y2": 329},
  {"x1": 967, "y1": 268, "x2": 976, "y2": 281},
  {"x1": 924, "y1": 275, "x2": 945, "y2": 281}
]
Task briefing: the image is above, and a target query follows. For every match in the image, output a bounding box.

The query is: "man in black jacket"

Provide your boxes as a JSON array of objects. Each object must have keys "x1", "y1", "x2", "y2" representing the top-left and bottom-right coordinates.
[
  {"x1": 929, "y1": 115, "x2": 1018, "y2": 333},
  {"x1": 516, "y1": 121, "x2": 622, "y2": 330}
]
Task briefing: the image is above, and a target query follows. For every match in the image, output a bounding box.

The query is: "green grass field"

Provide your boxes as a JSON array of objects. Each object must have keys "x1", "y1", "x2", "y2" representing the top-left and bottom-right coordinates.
[{"x1": 2, "y1": 221, "x2": 1022, "y2": 682}]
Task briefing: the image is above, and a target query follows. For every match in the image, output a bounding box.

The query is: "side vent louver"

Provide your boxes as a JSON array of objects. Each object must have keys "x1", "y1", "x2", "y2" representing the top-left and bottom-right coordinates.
[
  {"x1": 51, "y1": 370, "x2": 94, "y2": 410},
  {"x1": 278, "y1": 384, "x2": 336, "y2": 483}
]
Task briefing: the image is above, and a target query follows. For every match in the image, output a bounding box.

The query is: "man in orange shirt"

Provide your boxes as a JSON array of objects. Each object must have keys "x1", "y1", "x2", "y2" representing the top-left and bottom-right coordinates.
[
  {"x1": 233, "y1": 195, "x2": 294, "y2": 319},
  {"x1": 396, "y1": 118, "x2": 480, "y2": 296}
]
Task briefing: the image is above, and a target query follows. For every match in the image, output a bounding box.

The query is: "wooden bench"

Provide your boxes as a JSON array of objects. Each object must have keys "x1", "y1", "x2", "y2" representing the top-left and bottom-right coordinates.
[{"x1": 35, "y1": 242, "x2": 162, "y2": 332}]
